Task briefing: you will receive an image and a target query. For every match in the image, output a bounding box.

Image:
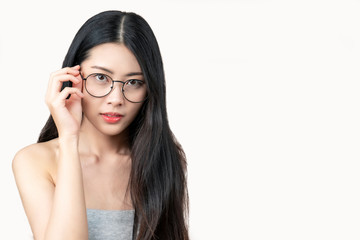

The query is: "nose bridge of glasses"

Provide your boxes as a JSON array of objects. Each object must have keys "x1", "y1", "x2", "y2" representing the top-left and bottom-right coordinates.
[
  {"x1": 105, "y1": 80, "x2": 125, "y2": 102},
  {"x1": 111, "y1": 80, "x2": 126, "y2": 91}
]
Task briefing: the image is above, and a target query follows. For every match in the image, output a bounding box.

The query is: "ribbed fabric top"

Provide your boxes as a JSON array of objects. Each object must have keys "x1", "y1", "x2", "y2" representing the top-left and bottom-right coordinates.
[{"x1": 87, "y1": 209, "x2": 135, "y2": 240}]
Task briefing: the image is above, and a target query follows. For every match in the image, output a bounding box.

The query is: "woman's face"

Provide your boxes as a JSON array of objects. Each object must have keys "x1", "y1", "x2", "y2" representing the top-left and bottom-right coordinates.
[{"x1": 80, "y1": 43, "x2": 145, "y2": 136}]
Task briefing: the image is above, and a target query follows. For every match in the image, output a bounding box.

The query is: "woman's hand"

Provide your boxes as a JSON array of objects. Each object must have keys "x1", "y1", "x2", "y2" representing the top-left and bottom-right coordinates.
[{"x1": 45, "y1": 65, "x2": 84, "y2": 138}]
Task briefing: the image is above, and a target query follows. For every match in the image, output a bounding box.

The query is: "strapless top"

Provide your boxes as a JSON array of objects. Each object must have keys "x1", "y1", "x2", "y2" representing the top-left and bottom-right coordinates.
[{"x1": 86, "y1": 208, "x2": 135, "y2": 240}]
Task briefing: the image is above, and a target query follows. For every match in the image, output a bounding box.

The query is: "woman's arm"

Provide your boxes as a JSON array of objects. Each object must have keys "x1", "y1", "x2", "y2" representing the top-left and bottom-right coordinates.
[
  {"x1": 13, "y1": 66, "x2": 88, "y2": 240},
  {"x1": 45, "y1": 137, "x2": 88, "y2": 240},
  {"x1": 13, "y1": 139, "x2": 88, "y2": 240}
]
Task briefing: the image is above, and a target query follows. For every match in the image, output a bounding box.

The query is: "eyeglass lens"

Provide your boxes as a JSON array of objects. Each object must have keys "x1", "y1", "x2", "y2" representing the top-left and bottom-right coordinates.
[{"x1": 85, "y1": 73, "x2": 146, "y2": 103}]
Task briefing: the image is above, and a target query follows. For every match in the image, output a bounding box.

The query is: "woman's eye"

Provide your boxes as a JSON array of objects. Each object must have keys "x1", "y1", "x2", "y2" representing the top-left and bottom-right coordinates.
[
  {"x1": 95, "y1": 74, "x2": 107, "y2": 82},
  {"x1": 127, "y1": 79, "x2": 143, "y2": 87}
]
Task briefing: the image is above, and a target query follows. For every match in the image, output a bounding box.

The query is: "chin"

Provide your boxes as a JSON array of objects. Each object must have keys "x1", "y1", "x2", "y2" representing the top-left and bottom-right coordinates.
[
  {"x1": 100, "y1": 128, "x2": 125, "y2": 137},
  {"x1": 98, "y1": 124, "x2": 129, "y2": 137}
]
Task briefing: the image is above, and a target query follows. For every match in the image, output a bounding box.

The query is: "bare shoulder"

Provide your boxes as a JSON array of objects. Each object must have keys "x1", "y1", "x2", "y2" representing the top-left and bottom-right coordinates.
[
  {"x1": 12, "y1": 139, "x2": 59, "y2": 184},
  {"x1": 12, "y1": 139, "x2": 60, "y2": 237}
]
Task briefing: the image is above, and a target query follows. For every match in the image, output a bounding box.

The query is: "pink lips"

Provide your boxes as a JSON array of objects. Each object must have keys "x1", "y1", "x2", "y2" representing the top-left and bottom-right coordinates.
[{"x1": 101, "y1": 112, "x2": 123, "y2": 123}]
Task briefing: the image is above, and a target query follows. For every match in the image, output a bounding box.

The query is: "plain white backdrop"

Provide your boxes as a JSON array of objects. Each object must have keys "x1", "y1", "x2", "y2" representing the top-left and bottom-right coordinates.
[{"x1": 1, "y1": 0, "x2": 360, "y2": 239}]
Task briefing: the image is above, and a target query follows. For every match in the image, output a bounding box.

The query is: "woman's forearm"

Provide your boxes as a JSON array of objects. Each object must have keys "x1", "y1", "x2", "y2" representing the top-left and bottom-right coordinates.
[{"x1": 44, "y1": 136, "x2": 88, "y2": 240}]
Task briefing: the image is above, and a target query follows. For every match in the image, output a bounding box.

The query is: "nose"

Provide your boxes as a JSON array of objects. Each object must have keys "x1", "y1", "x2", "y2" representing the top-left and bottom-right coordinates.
[{"x1": 106, "y1": 82, "x2": 125, "y2": 105}]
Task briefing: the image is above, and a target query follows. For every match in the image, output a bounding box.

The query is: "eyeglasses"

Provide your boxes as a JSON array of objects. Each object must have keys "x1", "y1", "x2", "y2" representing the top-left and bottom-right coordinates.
[{"x1": 80, "y1": 73, "x2": 147, "y2": 103}]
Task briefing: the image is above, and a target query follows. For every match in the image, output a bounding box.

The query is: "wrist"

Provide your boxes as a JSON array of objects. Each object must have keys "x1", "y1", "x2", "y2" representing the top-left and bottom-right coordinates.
[{"x1": 58, "y1": 134, "x2": 79, "y2": 146}]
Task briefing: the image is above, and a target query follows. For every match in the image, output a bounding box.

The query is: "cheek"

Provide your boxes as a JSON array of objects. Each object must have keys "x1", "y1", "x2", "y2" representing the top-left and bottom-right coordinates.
[
  {"x1": 81, "y1": 97, "x2": 89, "y2": 113},
  {"x1": 81, "y1": 97, "x2": 98, "y2": 117},
  {"x1": 126, "y1": 104, "x2": 144, "y2": 122}
]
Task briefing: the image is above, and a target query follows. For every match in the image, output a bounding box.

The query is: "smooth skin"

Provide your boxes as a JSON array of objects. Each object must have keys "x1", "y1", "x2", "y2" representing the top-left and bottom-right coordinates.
[{"x1": 12, "y1": 43, "x2": 145, "y2": 240}]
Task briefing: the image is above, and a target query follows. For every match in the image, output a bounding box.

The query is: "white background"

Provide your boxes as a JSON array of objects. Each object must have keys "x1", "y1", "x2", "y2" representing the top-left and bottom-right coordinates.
[{"x1": 0, "y1": 0, "x2": 359, "y2": 239}]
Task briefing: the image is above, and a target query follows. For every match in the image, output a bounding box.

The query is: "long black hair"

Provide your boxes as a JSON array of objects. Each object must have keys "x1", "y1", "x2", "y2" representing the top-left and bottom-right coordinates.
[{"x1": 38, "y1": 10, "x2": 189, "y2": 240}]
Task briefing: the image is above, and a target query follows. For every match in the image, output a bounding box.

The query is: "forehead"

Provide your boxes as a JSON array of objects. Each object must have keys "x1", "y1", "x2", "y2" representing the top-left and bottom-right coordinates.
[{"x1": 83, "y1": 43, "x2": 141, "y2": 73}]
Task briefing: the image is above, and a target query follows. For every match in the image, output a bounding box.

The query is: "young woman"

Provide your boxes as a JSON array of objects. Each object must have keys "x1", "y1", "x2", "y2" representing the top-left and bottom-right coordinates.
[{"x1": 12, "y1": 10, "x2": 189, "y2": 240}]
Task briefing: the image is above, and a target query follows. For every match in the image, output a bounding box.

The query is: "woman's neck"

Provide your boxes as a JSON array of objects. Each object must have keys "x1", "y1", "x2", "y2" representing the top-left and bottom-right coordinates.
[{"x1": 78, "y1": 119, "x2": 131, "y2": 159}]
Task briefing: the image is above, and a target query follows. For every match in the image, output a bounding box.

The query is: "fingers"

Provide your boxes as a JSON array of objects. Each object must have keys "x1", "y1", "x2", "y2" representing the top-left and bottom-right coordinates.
[
  {"x1": 55, "y1": 74, "x2": 80, "y2": 85},
  {"x1": 56, "y1": 73, "x2": 80, "y2": 83},
  {"x1": 72, "y1": 73, "x2": 83, "y2": 91},
  {"x1": 46, "y1": 86, "x2": 84, "y2": 108},
  {"x1": 50, "y1": 66, "x2": 81, "y2": 88},
  {"x1": 45, "y1": 66, "x2": 84, "y2": 136},
  {"x1": 45, "y1": 65, "x2": 84, "y2": 105},
  {"x1": 59, "y1": 87, "x2": 84, "y2": 100},
  {"x1": 50, "y1": 65, "x2": 80, "y2": 78}
]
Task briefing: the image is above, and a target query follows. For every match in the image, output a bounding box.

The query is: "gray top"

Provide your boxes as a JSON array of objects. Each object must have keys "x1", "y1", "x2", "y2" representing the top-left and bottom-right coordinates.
[{"x1": 87, "y1": 209, "x2": 135, "y2": 240}]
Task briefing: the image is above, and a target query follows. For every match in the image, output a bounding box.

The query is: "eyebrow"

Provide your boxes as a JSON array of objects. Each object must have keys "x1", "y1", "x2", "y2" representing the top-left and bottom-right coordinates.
[
  {"x1": 91, "y1": 66, "x2": 113, "y2": 74},
  {"x1": 90, "y1": 66, "x2": 143, "y2": 77}
]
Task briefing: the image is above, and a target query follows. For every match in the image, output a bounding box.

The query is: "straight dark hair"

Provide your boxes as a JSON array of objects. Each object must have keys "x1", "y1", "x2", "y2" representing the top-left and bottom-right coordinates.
[{"x1": 38, "y1": 10, "x2": 189, "y2": 240}]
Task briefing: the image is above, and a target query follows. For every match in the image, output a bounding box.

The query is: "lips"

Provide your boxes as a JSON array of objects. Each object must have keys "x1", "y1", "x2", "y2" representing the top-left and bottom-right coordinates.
[{"x1": 100, "y1": 112, "x2": 123, "y2": 123}]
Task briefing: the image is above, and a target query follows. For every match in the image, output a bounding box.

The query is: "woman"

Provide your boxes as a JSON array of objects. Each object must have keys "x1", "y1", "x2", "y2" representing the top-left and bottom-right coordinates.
[{"x1": 12, "y1": 10, "x2": 189, "y2": 240}]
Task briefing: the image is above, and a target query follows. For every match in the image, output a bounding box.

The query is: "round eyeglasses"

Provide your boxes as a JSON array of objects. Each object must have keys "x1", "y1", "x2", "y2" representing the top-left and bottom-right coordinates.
[{"x1": 80, "y1": 73, "x2": 147, "y2": 103}]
